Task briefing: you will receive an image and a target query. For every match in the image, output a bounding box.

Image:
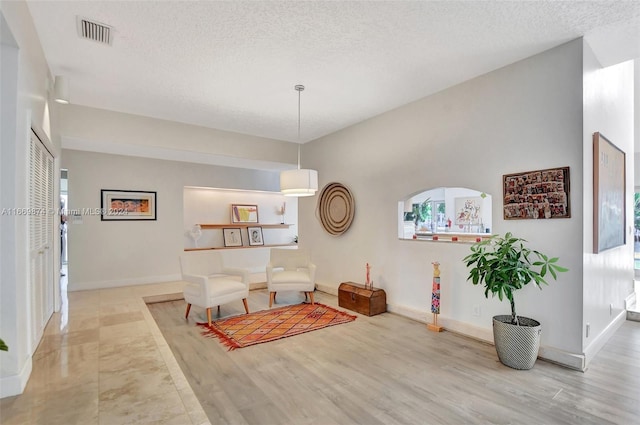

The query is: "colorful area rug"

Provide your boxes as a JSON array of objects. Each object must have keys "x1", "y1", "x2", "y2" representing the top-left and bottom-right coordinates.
[{"x1": 197, "y1": 303, "x2": 356, "y2": 350}]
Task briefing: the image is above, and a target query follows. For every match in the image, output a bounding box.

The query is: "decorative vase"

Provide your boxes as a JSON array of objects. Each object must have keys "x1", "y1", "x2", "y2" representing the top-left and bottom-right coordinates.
[
  {"x1": 189, "y1": 224, "x2": 202, "y2": 248},
  {"x1": 492, "y1": 315, "x2": 541, "y2": 370}
]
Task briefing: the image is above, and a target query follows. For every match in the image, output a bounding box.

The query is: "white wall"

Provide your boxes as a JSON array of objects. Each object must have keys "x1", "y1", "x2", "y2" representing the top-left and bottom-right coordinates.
[
  {"x1": 0, "y1": 4, "x2": 60, "y2": 397},
  {"x1": 302, "y1": 40, "x2": 586, "y2": 367},
  {"x1": 59, "y1": 103, "x2": 296, "y2": 170},
  {"x1": 61, "y1": 149, "x2": 285, "y2": 290},
  {"x1": 582, "y1": 42, "x2": 635, "y2": 366}
]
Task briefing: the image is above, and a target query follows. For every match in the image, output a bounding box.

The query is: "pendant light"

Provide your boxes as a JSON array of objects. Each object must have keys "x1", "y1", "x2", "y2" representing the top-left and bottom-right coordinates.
[{"x1": 280, "y1": 84, "x2": 318, "y2": 197}]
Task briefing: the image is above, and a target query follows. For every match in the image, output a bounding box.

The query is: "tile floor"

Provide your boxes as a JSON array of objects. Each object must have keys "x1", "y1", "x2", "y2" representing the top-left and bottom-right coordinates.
[{"x1": 0, "y1": 271, "x2": 208, "y2": 425}]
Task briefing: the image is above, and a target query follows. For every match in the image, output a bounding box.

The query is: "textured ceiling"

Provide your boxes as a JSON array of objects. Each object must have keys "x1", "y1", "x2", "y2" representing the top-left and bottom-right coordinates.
[{"x1": 27, "y1": 1, "x2": 640, "y2": 143}]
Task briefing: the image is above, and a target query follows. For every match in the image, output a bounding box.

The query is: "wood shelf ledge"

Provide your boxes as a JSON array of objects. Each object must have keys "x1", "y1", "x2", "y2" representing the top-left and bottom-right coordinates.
[
  {"x1": 199, "y1": 223, "x2": 292, "y2": 229},
  {"x1": 184, "y1": 243, "x2": 298, "y2": 251}
]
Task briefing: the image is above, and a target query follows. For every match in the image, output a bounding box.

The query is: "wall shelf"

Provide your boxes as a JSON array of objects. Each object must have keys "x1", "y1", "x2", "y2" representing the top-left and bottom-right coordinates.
[
  {"x1": 401, "y1": 233, "x2": 492, "y2": 244},
  {"x1": 199, "y1": 223, "x2": 292, "y2": 229},
  {"x1": 184, "y1": 188, "x2": 297, "y2": 252}
]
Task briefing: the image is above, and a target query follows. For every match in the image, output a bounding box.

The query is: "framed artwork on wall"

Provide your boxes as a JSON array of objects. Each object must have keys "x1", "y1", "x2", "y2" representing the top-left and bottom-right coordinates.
[
  {"x1": 100, "y1": 189, "x2": 157, "y2": 221},
  {"x1": 502, "y1": 167, "x2": 570, "y2": 220},
  {"x1": 223, "y1": 228, "x2": 243, "y2": 247},
  {"x1": 593, "y1": 132, "x2": 626, "y2": 253},
  {"x1": 231, "y1": 204, "x2": 258, "y2": 223},
  {"x1": 247, "y1": 226, "x2": 264, "y2": 246}
]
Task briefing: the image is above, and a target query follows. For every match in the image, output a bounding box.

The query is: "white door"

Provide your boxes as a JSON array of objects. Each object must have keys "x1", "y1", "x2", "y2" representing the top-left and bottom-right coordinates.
[{"x1": 29, "y1": 128, "x2": 55, "y2": 346}]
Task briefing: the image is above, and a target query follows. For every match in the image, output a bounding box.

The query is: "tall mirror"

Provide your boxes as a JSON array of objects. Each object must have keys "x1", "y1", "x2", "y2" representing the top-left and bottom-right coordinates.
[{"x1": 398, "y1": 187, "x2": 492, "y2": 240}]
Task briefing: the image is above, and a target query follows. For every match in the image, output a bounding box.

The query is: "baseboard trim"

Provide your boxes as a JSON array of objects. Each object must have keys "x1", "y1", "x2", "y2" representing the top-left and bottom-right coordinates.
[
  {"x1": 315, "y1": 282, "x2": 338, "y2": 296},
  {"x1": 387, "y1": 302, "x2": 494, "y2": 343},
  {"x1": 537, "y1": 346, "x2": 585, "y2": 371},
  {"x1": 0, "y1": 355, "x2": 32, "y2": 398},
  {"x1": 628, "y1": 310, "x2": 640, "y2": 321},
  {"x1": 386, "y1": 301, "x2": 587, "y2": 370},
  {"x1": 385, "y1": 303, "x2": 428, "y2": 324},
  {"x1": 625, "y1": 291, "x2": 637, "y2": 311},
  {"x1": 582, "y1": 310, "x2": 627, "y2": 370},
  {"x1": 249, "y1": 282, "x2": 267, "y2": 291}
]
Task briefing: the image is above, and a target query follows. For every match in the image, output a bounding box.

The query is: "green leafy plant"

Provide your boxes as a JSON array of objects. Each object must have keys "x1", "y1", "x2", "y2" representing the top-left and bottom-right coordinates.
[
  {"x1": 464, "y1": 232, "x2": 568, "y2": 326},
  {"x1": 0, "y1": 338, "x2": 7, "y2": 351},
  {"x1": 412, "y1": 199, "x2": 431, "y2": 227},
  {"x1": 634, "y1": 192, "x2": 640, "y2": 230}
]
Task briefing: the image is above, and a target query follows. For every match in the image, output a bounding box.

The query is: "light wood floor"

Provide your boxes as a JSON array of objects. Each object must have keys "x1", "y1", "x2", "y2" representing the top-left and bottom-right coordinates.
[{"x1": 147, "y1": 290, "x2": 640, "y2": 425}]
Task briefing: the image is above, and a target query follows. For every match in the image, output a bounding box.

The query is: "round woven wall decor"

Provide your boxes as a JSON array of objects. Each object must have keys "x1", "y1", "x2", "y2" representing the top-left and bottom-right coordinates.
[{"x1": 317, "y1": 182, "x2": 355, "y2": 236}]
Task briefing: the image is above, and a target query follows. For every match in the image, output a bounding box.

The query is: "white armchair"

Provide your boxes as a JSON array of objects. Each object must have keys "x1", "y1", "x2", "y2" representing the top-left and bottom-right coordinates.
[
  {"x1": 266, "y1": 248, "x2": 316, "y2": 308},
  {"x1": 179, "y1": 251, "x2": 250, "y2": 326}
]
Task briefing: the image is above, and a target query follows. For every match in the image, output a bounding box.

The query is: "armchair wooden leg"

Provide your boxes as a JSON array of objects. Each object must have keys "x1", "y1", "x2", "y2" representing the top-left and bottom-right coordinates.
[
  {"x1": 217, "y1": 305, "x2": 221, "y2": 315},
  {"x1": 185, "y1": 303, "x2": 192, "y2": 320},
  {"x1": 308, "y1": 291, "x2": 315, "y2": 305},
  {"x1": 207, "y1": 308, "x2": 212, "y2": 327},
  {"x1": 269, "y1": 292, "x2": 276, "y2": 307},
  {"x1": 242, "y1": 298, "x2": 249, "y2": 314}
]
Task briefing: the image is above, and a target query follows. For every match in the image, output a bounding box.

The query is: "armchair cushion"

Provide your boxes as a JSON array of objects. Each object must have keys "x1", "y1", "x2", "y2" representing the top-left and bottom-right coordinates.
[
  {"x1": 270, "y1": 270, "x2": 313, "y2": 284},
  {"x1": 183, "y1": 278, "x2": 246, "y2": 301}
]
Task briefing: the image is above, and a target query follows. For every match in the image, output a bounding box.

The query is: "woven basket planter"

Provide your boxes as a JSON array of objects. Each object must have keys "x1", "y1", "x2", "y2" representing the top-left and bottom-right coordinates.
[{"x1": 492, "y1": 315, "x2": 541, "y2": 370}]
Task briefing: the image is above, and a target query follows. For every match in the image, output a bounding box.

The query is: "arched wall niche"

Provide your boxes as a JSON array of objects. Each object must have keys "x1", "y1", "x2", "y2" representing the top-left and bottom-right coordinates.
[{"x1": 398, "y1": 187, "x2": 493, "y2": 240}]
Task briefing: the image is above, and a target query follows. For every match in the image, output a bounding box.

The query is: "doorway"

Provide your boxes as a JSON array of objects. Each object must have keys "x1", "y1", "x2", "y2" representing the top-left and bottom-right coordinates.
[
  {"x1": 60, "y1": 169, "x2": 68, "y2": 275},
  {"x1": 29, "y1": 128, "x2": 55, "y2": 346},
  {"x1": 632, "y1": 190, "x2": 640, "y2": 314}
]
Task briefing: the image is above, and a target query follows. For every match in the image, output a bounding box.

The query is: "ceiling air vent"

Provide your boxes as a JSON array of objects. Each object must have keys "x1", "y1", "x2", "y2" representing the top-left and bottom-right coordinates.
[{"x1": 77, "y1": 17, "x2": 113, "y2": 46}]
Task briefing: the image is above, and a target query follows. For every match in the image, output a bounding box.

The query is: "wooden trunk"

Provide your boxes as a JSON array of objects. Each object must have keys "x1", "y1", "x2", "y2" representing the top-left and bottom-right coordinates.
[{"x1": 338, "y1": 282, "x2": 387, "y2": 316}]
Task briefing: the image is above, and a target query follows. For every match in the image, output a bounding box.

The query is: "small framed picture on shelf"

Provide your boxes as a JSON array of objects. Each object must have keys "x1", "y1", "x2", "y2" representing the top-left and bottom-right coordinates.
[
  {"x1": 223, "y1": 228, "x2": 242, "y2": 247},
  {"x1": 247, "y1": 226, "x2": 264, "y2": 246},
  {"x1": 231, "y1": 204, "x2": 258, "y2": 223}
]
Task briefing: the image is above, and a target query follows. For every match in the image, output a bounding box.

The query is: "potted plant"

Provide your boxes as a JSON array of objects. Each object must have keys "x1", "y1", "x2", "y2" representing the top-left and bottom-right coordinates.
[
  {"x1": 463, "y1": 232, "x2": 567, "y2": 369},
  {"x1": 0, "y1": 338, "x2": 7, "y2": 351},
  {"x1": 404, "y1": 199, "x2": 430, "y2": 230}
]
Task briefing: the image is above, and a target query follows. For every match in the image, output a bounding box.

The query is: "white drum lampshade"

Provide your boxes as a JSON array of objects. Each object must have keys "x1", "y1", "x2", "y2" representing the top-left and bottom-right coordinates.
[{"x1": 280, "y1": 168, "x2": 318, "y2": 197}]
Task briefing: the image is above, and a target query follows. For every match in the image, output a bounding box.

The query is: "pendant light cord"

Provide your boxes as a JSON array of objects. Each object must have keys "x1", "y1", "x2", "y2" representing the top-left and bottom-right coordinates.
[{"x1": 295, "y1": 84, "x2": 304, "y2": 170}]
